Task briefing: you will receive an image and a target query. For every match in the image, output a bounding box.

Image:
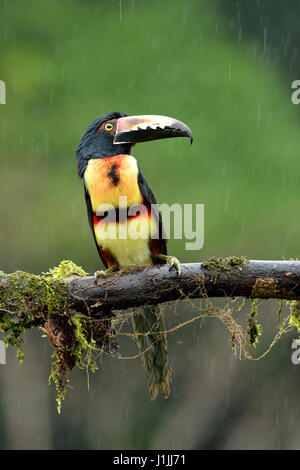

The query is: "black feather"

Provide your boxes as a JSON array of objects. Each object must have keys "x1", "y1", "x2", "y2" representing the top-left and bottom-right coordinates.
[
  {"x1": 137, "y1": 165, "x2": 167, "y2": 255},
  {"x1": 76, "y1": 111, "x2": 131, "y2": 177},
  {"x1": 84, "y1": 184, "x2": 108, "y2": 267}
]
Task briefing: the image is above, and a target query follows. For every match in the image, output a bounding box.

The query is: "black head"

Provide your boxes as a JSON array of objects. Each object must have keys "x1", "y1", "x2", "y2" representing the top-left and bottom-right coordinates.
[
  {"x1": 76, "y1": 111, "x2": 132, "y2": 177},
  {"x1": 76, "y1": 111, "x2": 193, "y2": 177}
]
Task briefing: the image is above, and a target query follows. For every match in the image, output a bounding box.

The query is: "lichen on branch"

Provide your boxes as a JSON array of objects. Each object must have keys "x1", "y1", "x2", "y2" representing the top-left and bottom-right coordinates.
[{"x1": 0, "y1": 261, "x2": 107, "y2": 413}]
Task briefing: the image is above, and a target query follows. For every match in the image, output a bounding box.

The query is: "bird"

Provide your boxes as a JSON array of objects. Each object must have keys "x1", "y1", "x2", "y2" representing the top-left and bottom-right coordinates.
[{"x1": 76, "y1": 111, "x2": 193, "y2": 400}]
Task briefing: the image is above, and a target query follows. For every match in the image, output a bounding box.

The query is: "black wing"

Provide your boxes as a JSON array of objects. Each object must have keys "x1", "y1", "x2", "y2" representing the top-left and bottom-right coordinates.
[{"x1": 137, "y1": 165, "x2": 167, "y2": 255}]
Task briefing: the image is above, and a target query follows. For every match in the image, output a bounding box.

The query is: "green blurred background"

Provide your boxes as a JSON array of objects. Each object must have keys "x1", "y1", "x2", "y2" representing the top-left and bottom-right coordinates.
[{"x1": 1, "y1": 0, "x2": 300, "y2": 449}]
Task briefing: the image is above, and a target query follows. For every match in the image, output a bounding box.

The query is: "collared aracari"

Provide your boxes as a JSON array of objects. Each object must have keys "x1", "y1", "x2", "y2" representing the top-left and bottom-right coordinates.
[{"x1": 76, "y1": 111, "x2": 193, "y2": 400}]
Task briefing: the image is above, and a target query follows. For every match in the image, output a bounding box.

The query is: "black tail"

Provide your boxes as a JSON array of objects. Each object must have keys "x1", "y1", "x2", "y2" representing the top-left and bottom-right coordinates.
[{"x1": 132, "y1": 305, "x2": 172, "y2": 400}]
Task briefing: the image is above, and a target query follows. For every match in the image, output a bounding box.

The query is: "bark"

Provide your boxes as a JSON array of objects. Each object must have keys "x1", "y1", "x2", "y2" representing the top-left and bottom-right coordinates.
[
  {"x1": 66, "y1": 260, "x2": 300, "y2": 313},
  {"x1": 1, "y1": 260, "x2": 300, "y2": 321}
]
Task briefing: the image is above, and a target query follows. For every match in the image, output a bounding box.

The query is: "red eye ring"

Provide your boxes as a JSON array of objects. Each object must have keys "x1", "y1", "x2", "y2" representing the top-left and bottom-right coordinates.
[{"x1": 96, "y1": 121, "x2": 114, "y2": 132}]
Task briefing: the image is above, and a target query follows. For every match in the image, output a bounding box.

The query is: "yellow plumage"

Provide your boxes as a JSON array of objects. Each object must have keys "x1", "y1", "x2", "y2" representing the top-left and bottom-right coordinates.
[
  {"x1": 94, "y1": 214, "x2": 157, "y2": 267},
  {"x1": 84, "y1": 154, "x2": 158, "y2": 266},
  {"x1": 84, "y1": 154, "x2": 142, "y2": 211}
]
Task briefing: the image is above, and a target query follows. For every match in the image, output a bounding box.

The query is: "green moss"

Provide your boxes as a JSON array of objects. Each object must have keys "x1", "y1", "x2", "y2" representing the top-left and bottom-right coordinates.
[
  {"x1": 237, "y1": 297, "x2": 246, "y2": 312},
  {"x1": 0, "y1": 260, "x2": 100, "y2": 413},
  {"x1": 71, "y1": 313, "x2": 98, "y2": 372},
  {"x1": 202, "y1": 256, "x2": 248, "y2": 282},
  {"x1": 0, "y1": 270, "x2": 68, "y2": 361},
  {"x1": 247, "y1": 299, "x2": 262, "y2": 347},
  {"x1": 45, "y1": 260, "x2": 87, "y2": 279},
  {"x1": 277, "y1": 299, "x2": 284, "y2": 325},
  {"x1": 46, "y1": 311, "x2": 100, "y2": 413},
  {"x1": 288, "y1": 300, "x2": 300, "y2": 332},
  {"x1": 0, "y1": 261, "x2": 88, "y2": 358},
  {"x1": 48, "y1": 350, "x2": 67, "y2": 415}
]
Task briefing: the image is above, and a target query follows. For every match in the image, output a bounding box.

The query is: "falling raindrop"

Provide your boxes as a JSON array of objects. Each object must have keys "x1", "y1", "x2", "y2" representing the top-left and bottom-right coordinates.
[
  {"x1": 264, "y1": 26, "x2": 267, "y2": 52},
  {"x1": 228, "y1": 62, "x2": 232, "y2": 81},
  {"x1": 257, "y1": 105, "x2": 262, "y2": 131}
]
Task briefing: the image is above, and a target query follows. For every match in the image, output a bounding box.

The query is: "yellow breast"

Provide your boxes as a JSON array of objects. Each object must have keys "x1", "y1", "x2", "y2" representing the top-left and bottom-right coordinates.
[
  {"x1": 84, "y1": 154, "x2": 143, "y2": 212},
  {"x1": 94, "y1": 213, "x2": 158, "y2": 267}
]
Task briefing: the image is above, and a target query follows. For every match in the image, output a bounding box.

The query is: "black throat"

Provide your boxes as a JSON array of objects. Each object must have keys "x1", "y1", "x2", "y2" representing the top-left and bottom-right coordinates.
[
  {"x1": 76, "y1": 139, "x2": 131, "y2": 178},
  {"x1": 76, "y1": 111, "x2": 131, "y2": 178}
]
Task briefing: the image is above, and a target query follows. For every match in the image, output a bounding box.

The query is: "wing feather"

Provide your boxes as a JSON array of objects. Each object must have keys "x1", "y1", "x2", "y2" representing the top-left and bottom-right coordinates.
[
  {"x1": 84, "y1": 185, "x2": 111, "y2": 268},
  {"x1": 137, "y1": 165, "x2": 167, "y2": 256}
]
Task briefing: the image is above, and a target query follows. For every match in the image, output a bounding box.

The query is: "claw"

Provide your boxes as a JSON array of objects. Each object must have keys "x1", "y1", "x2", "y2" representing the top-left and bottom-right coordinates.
[
  {"x1": 168, "y1": 257, "x2": 181, "y2": 276},
  {"x1": 154, "y1": 254, "x2": 181, "y2": 276},
  {"x1": 94, "y1": 270, "x2": 106, "y2": 283}
]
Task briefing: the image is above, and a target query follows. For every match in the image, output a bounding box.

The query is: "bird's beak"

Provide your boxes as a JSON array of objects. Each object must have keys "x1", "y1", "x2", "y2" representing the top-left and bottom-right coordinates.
[{"x1": 113, "y1": 115, "x2": 193, "y2": 145}]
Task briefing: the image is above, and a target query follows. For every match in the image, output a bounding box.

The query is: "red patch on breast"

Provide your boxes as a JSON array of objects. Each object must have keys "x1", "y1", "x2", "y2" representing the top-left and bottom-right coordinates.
[{"x1": 93, "y1": 201, "x2": 150, "y2": 227}]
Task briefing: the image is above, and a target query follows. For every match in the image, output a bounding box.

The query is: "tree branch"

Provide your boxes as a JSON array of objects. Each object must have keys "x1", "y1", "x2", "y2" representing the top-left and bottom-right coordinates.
[
  {"x1": 1, "y1": 258, "x2": 299, "y2": 411},
  {"x1": 67, "y1": 259, "x2": 300, "y2": 313},
  {"x1": 1, "y1": 259, "x2": 300, "y2": 324}
]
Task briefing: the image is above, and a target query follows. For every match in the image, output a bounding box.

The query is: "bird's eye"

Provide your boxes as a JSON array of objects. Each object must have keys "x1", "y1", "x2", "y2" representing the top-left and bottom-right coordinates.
[{"x1": 104, "y1": 122, "x2": 114, "y2": 131}]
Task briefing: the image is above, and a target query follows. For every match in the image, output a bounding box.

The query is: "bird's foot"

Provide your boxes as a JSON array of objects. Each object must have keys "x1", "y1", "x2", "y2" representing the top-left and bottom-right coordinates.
[
  {"x1": 154, "y1": 254, "x2": 181, "y2": 276},
  {"x1": 94, "y1": 266, "x2": 118, "y2": 283}
]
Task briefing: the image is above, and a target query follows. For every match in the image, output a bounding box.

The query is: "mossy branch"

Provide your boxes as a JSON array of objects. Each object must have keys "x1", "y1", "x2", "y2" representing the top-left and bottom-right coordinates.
[
  {"x1": 66, "y1": 258, "x2": 300, "y2": 311},
  {"x1": 2, "y1": 258, "x2": 300, "y2": 322},
  {"x1": 1, "y1": 257, "x2": 300, "y2": 412}
]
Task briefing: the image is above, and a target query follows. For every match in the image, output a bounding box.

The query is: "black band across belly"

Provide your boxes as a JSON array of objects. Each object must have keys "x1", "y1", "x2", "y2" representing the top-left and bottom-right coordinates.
[{"x1": 94, "y1": 203, "x2": 149, "y2": 224}]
